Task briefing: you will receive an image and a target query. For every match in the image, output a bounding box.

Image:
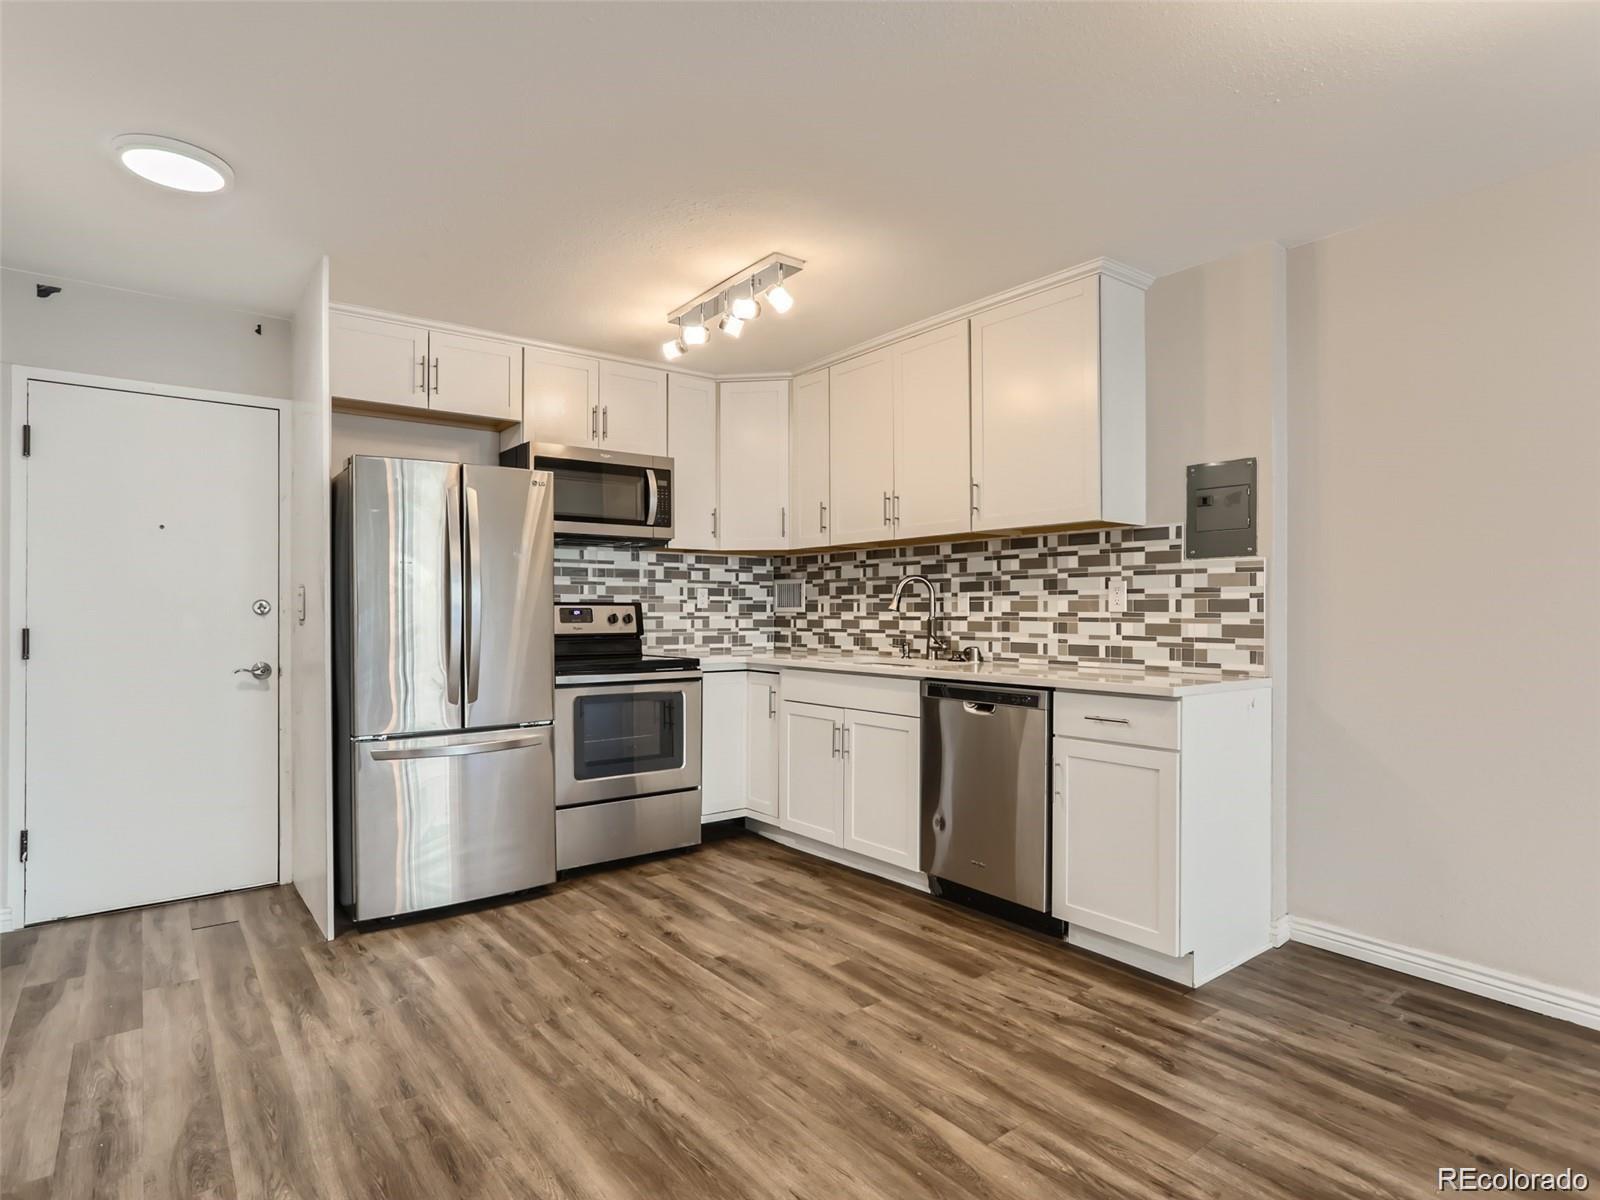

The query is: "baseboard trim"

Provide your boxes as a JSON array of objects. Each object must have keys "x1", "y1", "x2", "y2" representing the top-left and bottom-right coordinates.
[
  {"x1": 1287, "y1": 917, "x2": 1600, "y2": 1032},
  {"x1": 0, "y1": 906, "x2": 13, "y2": 933},
  {"x1": 1271, "y1": 915, "x2": 1293, "y2": 947}
]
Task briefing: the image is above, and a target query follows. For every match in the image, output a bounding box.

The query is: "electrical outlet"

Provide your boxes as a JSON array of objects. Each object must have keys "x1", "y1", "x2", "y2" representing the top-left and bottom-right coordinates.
[{"x1": 1106, "y1": 576, "x2": 1128, "y2": 615}]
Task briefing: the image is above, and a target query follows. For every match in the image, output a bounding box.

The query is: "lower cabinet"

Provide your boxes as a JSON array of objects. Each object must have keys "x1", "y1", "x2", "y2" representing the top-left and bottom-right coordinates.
[
  {"x1": 779, "y1": 699, "x2": 920, "y2": 871},
  {"x1": 1052, "y1": 737, "x2": 1180, "y2": 955},
  {"x1": 702, "y1": 672, "x2": 750, "y2": 820},
  {"x1": 746, "y1": 672, "x2": 780, "y2": 820}
]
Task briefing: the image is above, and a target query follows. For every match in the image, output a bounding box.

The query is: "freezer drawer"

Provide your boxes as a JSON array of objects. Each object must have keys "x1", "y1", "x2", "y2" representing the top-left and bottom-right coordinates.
[
  {"x1": 556, "y1": 789, "x2": 701, "y2": 871},
  {"x1": 343, "y1": 726, "x2": 555, "y2": 920}
]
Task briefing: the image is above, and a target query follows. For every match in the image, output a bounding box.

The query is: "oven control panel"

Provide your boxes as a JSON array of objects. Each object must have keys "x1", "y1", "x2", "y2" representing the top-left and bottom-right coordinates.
[{"x1": 555, "y1": 603, "x2": 639, "y2": 636}]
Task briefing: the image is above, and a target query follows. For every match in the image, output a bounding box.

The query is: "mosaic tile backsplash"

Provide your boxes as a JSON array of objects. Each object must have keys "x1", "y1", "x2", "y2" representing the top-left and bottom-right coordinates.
[{"x1": 555, "y1": 525, "x2": 1266, "y2": 674}]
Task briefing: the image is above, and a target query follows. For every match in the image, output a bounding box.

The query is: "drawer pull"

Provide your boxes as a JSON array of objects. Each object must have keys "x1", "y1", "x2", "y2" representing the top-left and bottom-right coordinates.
[{"x1": 1083, "y1": 715, "x2": 1131, "y2": 725}]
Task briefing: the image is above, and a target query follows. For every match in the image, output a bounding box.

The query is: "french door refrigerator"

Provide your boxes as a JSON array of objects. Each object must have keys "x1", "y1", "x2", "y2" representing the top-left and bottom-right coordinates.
[{"x1": 333, "y1": 456, "x2": 555, "y2": 919}]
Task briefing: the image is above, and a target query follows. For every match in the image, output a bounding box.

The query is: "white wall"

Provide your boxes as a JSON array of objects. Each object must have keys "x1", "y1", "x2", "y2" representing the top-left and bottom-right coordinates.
[
  {"x1": 0, "y1": 271, "x2": 295, "y2": 927},
  {"x1": 289, "y1": 260, "x2": 334, "y2": 938},
  {"x1": 1287, "y1": 152, "x2": 1600, "y2": 1001},
  {"x1": 1145, "y1": 243, "x2": 1288, "y2": 920},
  {"x1": 1, "y1": 268, "x2": 290, "y2": 397}
]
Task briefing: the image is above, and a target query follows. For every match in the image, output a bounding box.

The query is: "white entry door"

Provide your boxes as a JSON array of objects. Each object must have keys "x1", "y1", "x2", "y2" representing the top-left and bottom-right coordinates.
[{"x1": 23, "y1": 380, "x2": 281, "y2": 923}]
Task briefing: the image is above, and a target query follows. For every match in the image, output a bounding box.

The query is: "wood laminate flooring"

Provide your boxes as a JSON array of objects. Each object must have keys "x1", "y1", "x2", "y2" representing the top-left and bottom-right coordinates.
[{"x1": 3, "y1": 831, "x2": 1597, "y2": 1199}]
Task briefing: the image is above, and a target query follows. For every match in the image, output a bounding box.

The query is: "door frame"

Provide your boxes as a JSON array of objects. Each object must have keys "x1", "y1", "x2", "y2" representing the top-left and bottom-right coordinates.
[{"x1": 4, "y1": 365, "x2": 293, "y2": 927}]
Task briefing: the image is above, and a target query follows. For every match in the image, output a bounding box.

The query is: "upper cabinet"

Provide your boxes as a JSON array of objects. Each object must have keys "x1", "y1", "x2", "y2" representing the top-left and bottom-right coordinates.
[
  {"x1": 667, "y1": 373, "x2": 718, "y2": 550},
  {"x1": 789, "y1": 368, "x2": 831, "y2": 549},
  {"x1": 597, "y1": 361, "x2": 668, "y2": 456},
  {"x1": 523, "y1": 346, "x2": 600, "y2": 447},
  {"x1": 428, "y1": 330, "x2": 522, "y2": 423},
  {"x1": 331, "y1": 313, "x2": 522, "y2": 427},
  {"x1": 970, "y1": 275, "x2": 1146, "y2": 532},
  {"x1": 331, "y1": 313, "x2": 429, "y2": 411},
  {"x1": 825, "y1": 318, "x2": 972, "y2": 547},
  {"x1": 718, "y1": 379, "x2": 789, "y2": 551}
]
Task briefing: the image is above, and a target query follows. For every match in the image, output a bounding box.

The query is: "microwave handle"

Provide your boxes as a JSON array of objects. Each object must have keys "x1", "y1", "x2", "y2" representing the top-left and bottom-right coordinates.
[{"x1": 645, "y1": 468, "x2": 660, "y2": 526}]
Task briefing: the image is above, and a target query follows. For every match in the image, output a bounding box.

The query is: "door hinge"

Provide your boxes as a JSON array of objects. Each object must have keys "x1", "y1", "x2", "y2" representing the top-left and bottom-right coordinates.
[
  {"x1": 19, "y1": 628, "x2": 29, "y2": 660},
  {"x1": 21, "y1": 424, "x2": 31, "y2": 457},
  {"x1": 18, "y1": 830, "x2": 27, "y2": 863}
]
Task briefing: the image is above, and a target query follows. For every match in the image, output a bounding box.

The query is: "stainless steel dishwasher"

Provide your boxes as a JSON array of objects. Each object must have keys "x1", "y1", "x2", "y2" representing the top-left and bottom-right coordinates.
[{"x1": 921, "y1": 680, "x2": 1050, "y2": 912}]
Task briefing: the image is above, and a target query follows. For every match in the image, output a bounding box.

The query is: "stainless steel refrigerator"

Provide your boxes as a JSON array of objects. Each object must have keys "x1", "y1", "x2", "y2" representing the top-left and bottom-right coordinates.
[{"x1": 333, "y1": 456, "x2": 556, "y2": 920}]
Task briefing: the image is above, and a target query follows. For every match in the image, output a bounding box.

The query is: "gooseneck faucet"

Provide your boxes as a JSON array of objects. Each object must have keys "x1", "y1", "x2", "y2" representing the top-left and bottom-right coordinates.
[{"x1": 890, "y1": 574, "x2": 942, "y2": 659}]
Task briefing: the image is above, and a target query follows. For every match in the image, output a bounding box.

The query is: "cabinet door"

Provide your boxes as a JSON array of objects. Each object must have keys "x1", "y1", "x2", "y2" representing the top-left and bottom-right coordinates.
[
  {"x1": 841, "y1": 710, "x2": 920, "y2": 871},
  {"x1": 746, "y1": 673, "x2": 780, "y2": 820},
  {"x1": 892, "y1": 321, "x2": 972, "y2": 541},
  {"x1": 331, "y1": 313, "x2": 429, "y2": 410},
  {"x1": 970, "y1": 279, "x2": 1101, "y2": 531},
  {"x1": 828, "y1": 350, "x2": 895, "y2": 545},
  {"x1": 701, "y1": 672, "x2": 749, "y2": 820},
  {"x1": 718, "y1": 380, "x2": 790, "y2": 550},
  {"x1": 790, "y1": 368, "x2": 831, "y2": 548},
  {"x1": 523, "y1": 346, "x2": 599, "y2": 447},
  {"x1": 667, "y1": 373, "x2": 718, "y2": 549},
  {"x1": 599, "y1": 361, "x2": 668, "y2": 456},
  {"x1": 1054, "y1": 737, "x2": 1180, "y2": 955},
  {"x1": 429, "y1": 331, "x2": 522, "y2": 423},
  {"x1": 779, "y1": 701, "x2": 843, "y2": 845}
]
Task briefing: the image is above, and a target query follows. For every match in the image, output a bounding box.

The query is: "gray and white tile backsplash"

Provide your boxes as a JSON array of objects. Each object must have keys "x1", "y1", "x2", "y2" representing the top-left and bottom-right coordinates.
[{"x1": 556, "y1": 525, "x2": 1266, "y2": 674}]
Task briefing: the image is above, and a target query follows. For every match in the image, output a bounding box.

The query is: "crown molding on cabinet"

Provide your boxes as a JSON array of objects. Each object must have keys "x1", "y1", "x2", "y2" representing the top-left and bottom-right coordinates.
[
  {"x1": 332, "y1": 256, "x2": 1153, "y2": 385},
  {"x1": 328, "y1": 302, "x2": 723, "y2": 382},
  {"x1": 790, "y1": 256, "x2": 1156, "y2": 377}
]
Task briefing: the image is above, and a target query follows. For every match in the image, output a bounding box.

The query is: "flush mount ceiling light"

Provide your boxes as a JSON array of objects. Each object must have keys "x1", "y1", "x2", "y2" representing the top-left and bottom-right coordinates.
[
  {"x1": 663, "y1": 253, "x2": 803, "y2": 358},
  {"x1": 112, "y1": 134, "x2": 233, "y2": 193}
]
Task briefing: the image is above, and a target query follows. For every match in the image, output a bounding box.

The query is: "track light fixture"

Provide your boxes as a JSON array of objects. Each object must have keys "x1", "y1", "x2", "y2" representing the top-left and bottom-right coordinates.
[{"x1": 662, "y1": 253, "x2": 804, "y2": 358}]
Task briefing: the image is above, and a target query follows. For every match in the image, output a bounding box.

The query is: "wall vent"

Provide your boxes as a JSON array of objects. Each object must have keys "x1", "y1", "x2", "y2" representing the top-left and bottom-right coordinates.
[{"x1": 773, "y1": 579, "x2": 807, "y2": 613}]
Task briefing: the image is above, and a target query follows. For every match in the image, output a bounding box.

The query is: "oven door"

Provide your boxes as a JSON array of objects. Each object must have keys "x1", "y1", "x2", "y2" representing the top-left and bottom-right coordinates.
[
  {"x1": 555, "y1": 676, "x2": 702, "y2": 808},
  {"x1": 534, "y1": 444, "x2": 672, "y2": 543}
]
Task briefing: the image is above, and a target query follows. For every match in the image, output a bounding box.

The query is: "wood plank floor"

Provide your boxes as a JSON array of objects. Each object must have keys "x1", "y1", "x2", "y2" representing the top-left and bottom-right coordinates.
[{"x1": 3, "y1": 831, "x2": 1597, "y2": 1199}]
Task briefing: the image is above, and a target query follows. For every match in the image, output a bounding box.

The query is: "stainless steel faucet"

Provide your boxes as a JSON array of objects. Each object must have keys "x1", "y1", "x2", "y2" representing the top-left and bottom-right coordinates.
[{"x1": 890, "y1": 574, "x2": 943, "y2": 659}]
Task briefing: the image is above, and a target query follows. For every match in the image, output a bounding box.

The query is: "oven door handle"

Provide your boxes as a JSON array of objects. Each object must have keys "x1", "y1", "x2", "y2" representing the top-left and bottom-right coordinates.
[
  {"x1": 645, "y1": 468, "x2": 660, "y2": 527},
  {"x1": 556, "y1": 673, "x2": 702, "y2": 688}
]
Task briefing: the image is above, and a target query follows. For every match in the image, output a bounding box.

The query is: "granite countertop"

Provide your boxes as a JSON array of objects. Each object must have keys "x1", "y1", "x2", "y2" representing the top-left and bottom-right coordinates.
[{"x1": 693, "y1": 651, "x2": 1270, "y2": 698}]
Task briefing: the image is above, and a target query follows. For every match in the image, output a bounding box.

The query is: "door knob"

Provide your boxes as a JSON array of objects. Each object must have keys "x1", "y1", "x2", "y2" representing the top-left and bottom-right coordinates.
[{"x1": 234, "y1": 661, "x2": 273, "y2": 681}]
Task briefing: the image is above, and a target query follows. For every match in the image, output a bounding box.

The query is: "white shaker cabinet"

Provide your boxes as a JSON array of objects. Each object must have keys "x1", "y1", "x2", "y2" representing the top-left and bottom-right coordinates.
[
  {"x1": 790, "y1": 368, "x2": 831, "y2": 549},
  {"x1": 667, "y1": 373, "x2": 718, "y2": 549},
  {"x1": 427, "y1": 330, "x2": 523, "y2": 423},
  {"x1": 702, "y1": 672, "x2": 751, "y2": 821},
  {"x1": 840, "y1": 710, "x2": 920, "y2": 872},
  {"x1": 746, "y1": 672, "x2": 780, "y2": 820},
  {"x1": 779, "y1": 701, "x2": 845, "y2": 844},
  {"x1": 970, "y1": 275, "x2": 1146, "y2": 532},
  {"x1": 890, "y1": 321, "x2": 971, "y2": 541},
  {"x1": 598, "y1": 361, "x2": 668, "y2": 456},
  {"x1": 718, "y1": 380, "x2": 790, "y2": 550},
  {"x1": 827, "y1": 349, "x2": 895, "y2": 545},
  {"x1": 330, "y1": 313, "x2": 430, "y2": 411},
  {"x1": 523, "y1": 346, "x2": 600, "y2": 446}
]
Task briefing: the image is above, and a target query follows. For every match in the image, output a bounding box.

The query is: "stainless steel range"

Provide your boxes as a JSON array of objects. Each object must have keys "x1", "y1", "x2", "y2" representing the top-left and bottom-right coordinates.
[{"x1": 553, "y1": 602, "x2": 702, "y2": 870}]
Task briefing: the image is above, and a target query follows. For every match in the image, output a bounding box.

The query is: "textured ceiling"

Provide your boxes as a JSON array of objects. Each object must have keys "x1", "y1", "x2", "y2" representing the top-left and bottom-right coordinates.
[{"x1": 5, "y1": 2, "x2": 1598, "y2": 373}]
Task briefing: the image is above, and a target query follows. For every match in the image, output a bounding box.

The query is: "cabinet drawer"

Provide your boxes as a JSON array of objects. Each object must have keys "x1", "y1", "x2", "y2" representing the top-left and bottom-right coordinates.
[
  {"x1": 780, "y1": 669, "x2": 920, "y2": 718},
  {"x1": 1053, "y1": 691, "x2": 1178, "y2": 750}
]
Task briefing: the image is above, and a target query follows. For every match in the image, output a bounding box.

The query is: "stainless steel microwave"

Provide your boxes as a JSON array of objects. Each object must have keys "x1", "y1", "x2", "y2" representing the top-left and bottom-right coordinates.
[{"x1": 500, "y1": 443, "x2": 673, "y2": 545}]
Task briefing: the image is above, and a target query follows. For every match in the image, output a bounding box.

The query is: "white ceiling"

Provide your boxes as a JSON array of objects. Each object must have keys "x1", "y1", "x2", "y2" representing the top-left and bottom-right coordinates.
[{"x1": 5, "y1": 2, "x2": 1598, "y2": 373}]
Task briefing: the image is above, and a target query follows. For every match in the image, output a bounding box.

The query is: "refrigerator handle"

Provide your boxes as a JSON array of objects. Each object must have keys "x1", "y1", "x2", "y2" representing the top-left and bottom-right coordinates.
[
  {"x1": 369, "y1": 729, "x2": 550, "y2": 761},
  {"x1": 466, "y1": 484, "x2": 484, "y2": 703},
  {"x1": 445, "y1": 479, "x2": 463, "y2": 705}
]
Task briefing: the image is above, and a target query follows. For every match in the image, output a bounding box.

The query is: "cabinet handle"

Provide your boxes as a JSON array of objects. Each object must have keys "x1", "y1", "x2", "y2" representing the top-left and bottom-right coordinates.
[
  {"x1": 767, "y1": 687, "x2": 776, "y2": 719},
  {"x1": 711, "y1": 508, "x2": 718, "y2": 538},
  {"x1": 431, "y1": 357, "x2": 440, "y2": 395},
  {"x1": 1083, "y1": 715, "x2": 1131, "y2": 725},
  {"x1": 415, "y1": 355, "x2": 427, "y2": 394},
  {"x1": 893, "y1": 494, "x2": 901, "y2": 524},
  {"x1": 842, "y1": 726, "x2": 851, "y2": 757},
  {"x1": 591, "y1": 405, "x2": 599, "y2": 441},
  {"x1": 970, "y1": 480, "x2": 980, "y2": 514},
  {"x1": 602, "y1": 406, "x2": 609, "y2": 440},
  {"x1": 780, "y1": 507, "x2": 787, "y2": 538},
  {"x1": 819, "y1": 501, "x2": 827, "y2": 532},
  {"x1": 883, "y1": 492, "x2": 891, "y2": 526},
  {"x1": 831, "y1": 724, "x2": 841, "y2": 757}
]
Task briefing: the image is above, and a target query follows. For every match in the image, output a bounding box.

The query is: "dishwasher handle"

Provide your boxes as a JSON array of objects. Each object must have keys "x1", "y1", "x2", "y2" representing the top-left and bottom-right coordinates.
[{"x1": 923, "y1": 681, "x2": 1046, "y2": 709}]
